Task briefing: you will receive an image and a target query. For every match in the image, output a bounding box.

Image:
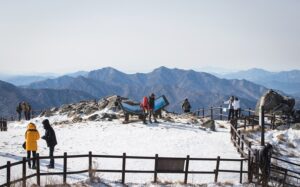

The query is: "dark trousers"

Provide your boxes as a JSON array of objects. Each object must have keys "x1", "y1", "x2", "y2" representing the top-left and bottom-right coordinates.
[
  {"x1": 228, "y1": 109, "x2": 234, "y2": 120},
  {"x1": 17, "y1": 112, "x2": 21, "y2": 121},
  {"x1": 184, "y1": 109, "x2": 190, "y2": 113},
  {"x1": 27, "y1": 151, "x2": 37, "y2": 168},
  {"x1": 49, "y1": 146, "x2": 55, "y2": 166},
  {"x1": 234, "y1": 109, "x2": 241, "y2": 118},
  {"x1": 149, "y1": 109, "x2": 157, "y2": 122}
]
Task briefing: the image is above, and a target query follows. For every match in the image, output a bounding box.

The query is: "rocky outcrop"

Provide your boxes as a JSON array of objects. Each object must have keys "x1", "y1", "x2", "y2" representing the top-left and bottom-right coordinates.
[{"x1": 255, "y1": 90, "x2": 295, "y2": 115}]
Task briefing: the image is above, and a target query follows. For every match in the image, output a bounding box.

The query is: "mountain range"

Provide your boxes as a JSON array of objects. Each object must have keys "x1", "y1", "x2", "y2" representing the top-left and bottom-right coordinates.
[
  {"x1": 3, "y1": 66, "x2": 300, "y2": 117},
  {"x1": 219, "y1": 68, "x2": 300, "y2": 95},
  {"x1": 25, "y1": 67, "x2": 267, "y2": 113}
]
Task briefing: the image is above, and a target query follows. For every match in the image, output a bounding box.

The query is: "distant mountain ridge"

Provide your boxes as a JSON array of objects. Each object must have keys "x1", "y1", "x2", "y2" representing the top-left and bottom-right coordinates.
[
  {"x1": 221, "y1": 68, "x2": 300, "y2": 95},
  {"x1": 26, "y1": 66, "x2": 267, "y2": 113},
  {"x1": 0, "y1": 80, "x2": 95, "y2": 117}
]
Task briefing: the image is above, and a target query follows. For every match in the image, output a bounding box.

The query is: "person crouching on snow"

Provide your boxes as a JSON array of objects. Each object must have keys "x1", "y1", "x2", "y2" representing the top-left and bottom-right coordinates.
[
  {"x1": 42, "y1": 119, "x2": 57, "y2": 169},
  {"x1": 25, "y1": 122, "x2": 40, "y2": 169}
]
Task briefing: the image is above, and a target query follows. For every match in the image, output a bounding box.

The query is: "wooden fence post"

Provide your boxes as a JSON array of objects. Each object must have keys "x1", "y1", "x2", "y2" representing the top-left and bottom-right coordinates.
[
  {"x1": 210, "y1": 107, "x2": 213, "y2": 120},
  {"x1": 248, "y1": 142, "x2": 252, "y2": 183},
  {"x1": 36, "y1": 153, "x2": 40, "y2": 186},
  {"x1": 282, "y1": 169, "x2": 287, "y2": 187},
  {"x1": 240, "y1": 160, "x2": 243, "y2": 183},
  {"x1": 122, "y1": 153, "x2": 126, "y2": 184},
  {"x1": 202, "y1": 107, "x2": 205, "y2": 118},
  {"x1": 154, "y1": 154, "x2": 158, "y2": 182},
  {"x1": 0, "y1": 117, "x2": 2, "y2": 131},
  {"x1": 22, "y1": 157, "x2": 27, "y2": 187},
  {"x1": 220, "y1": 106, "x2": 223, "y2": 120},
  {"x1": 214, "y1": 156, "x2": 220, "y2": 182},
  {"x1": 184, "y1": 155, "x2": 190, "y2": 184},
  {"x1": 248, "y1": 108, "x2": 251, "y2": 117},
  {"x1": 237, "y1": 130, "x2": 241, "y2": 152},
  {"x1": 197, "y1": 109, "x2": 200, "y2": 116},
  {"x1": 88, "y1": 151, "x2": 92, "y2": 178},
  {"x1": 7, "y1": 161, "x2": 11, "y2": 187},
  {"x1": 260, "y1": 106, "x2": 265, "y2": 146},
  {"x1": 63, "y1": 152, "x2": 67, "y2": 184},
  {"x1": 241, "y1": 135, "x2": 245, "y2": 156}
]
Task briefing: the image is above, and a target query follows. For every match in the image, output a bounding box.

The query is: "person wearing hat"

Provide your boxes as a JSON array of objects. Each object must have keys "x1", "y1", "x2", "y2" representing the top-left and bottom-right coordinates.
[
  {"x1": 41, "y1": 119, "x2": 57, "y2": 169},
  {"x1": 25, "y1": 122, "x2": 40, "y2": 169},
  {"x1": 148, "y1": 93, "x2": 158, "y2": 123},
  {"x1": 182, "y1": 98, "x2": 191, "y2": 113}
]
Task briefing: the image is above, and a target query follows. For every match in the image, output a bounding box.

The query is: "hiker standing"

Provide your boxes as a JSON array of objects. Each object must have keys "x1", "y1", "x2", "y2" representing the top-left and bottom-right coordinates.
[
  {"x1": 224, "y1": 96, "x2": 235, "y2": 120},
  {"x1": 182, "y1": 98, "x2": 191, "y2": 113},
  {"x1": 16, "y1": 103, "x2": 22, "y2": 121},
  {"x1": 233, "y1": 97, "x2": 241, "y2": 118},
  {"x1": 25, "y1": 123, "x2": 40, "y2": 169},
  {"x1": 140, "y1": 96, "x2": 149, "y2": 124},
  {"x1": 259, "y1": 143, "x2": 273, "y2": 186},
  {"x1": 42, "y1": 119, "x2": 57, "y2": 168},
  {"x1": 148, "y1": 93, "x2": 157, "y2": 123}
]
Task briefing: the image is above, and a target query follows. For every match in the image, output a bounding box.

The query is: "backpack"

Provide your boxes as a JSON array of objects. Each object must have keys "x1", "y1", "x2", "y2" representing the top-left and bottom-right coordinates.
[{"x1": 142, "y1": 97, "x2": 149, "y2": 109}]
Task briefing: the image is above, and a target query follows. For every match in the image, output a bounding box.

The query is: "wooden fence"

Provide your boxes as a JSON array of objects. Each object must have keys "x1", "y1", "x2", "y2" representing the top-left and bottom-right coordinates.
[
  {"x1": 0, "y1": 118, "x2": 7, "y2": 131},
  {"x1": 0, "y1": 152, "x2": 248, "y2": 187}
]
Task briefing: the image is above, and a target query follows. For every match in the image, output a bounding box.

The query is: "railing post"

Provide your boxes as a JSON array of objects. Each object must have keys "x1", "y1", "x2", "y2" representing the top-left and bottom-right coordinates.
[
  {"x1": 36, "y1": 153, "x2": 40, "y2": 186},
  {"x1": 88, "y1": 151, "x2": 92, "y2": 178},
  {"x1": 240, "y1": 160, "x2": 243, "y2": 183},
  {"x1": 237, "y1": 130, "x2": 241, "y2": 152},
  {"x1": 248, "y1": 108, "x2": 251, "y2": 117},
  {"x1": 220, "y1": 105, "x2": 223, "y2": 120},
  {"x1": 63, "y1": 152, "x2": 67, "y2": 184},
  {"x1": 202, "y1": 107, "x2": 204, "y2": 118},
  {"x1": 241, "y1": 135, "x2": 245, "y2": 156},
  {"x1": 154, "y1": 154, "x2": 158, "y2": 183},
  {"x1": 260, "y1": 106, "x2": 265, "y2": 146},
  {"x1": 244, "y1": 118, "x2": 246, "y2": 130},
  {"x1": 0, "y1": 117, "x2": 2, "y2": 131},
  {"x1": 22, "y1": 157, "x2": 27, "y2": 187},
  {"x1": 197, "y1": 109, "x2": 200, "y2": 116},
  {"x1": 282, "y1": 169, "x2": 287, "y2": 187},
  {"x1": 122, "y1": 153, "x2": 126, "y2": 184},
  {"x1": 7, "y1": 161, "x2": 11, "y2": 187},
  {"x1": 214, "y1": 156, "x2": 220, "y2": 182},
  {"x1": 248, "y1": 142, "x2": 252, "y2": 183},
  {"x1": 184, "y1": 155, "x2": 190, "y2": 184},
  {"x1": 210, "y1": 107, "x2": 213, "y2": 120}
]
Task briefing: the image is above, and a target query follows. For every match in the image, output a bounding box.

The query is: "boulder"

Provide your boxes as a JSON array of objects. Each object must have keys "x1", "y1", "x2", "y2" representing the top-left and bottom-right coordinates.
[
  {"x1": 201, "y1": 119, "x2": 216, "y2": 131},
  {"x1": 255, "y1": 90, "x2": 295, "y2": 115}
]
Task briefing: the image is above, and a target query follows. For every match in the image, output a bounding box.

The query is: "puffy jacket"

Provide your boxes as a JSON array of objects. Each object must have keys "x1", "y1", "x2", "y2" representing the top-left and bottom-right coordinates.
[
  {"x1": 42, "y1": 119, "x2": 57, "y2": 147},
  {"x1": 141, "y1": 96, "x2": 149, "y2": 110},
  {"x1": 25, "y1": 123, "x2": 40, "y2": 151},
  {"x1": 233, "y1": 100, "x2": 240, "y2": 110},
  {"x1": 148, "y1": 95, "x2": 155, "y2": 110}
]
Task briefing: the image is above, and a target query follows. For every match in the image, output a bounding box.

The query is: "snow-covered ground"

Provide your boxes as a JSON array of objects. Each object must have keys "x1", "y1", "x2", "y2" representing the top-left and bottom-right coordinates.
[
  {"x1": 0, "y1": 112, "x2": 250, "y2": 186},
  {"x1": 1, "y1": 108, "x2": 299, "y2": 187}
]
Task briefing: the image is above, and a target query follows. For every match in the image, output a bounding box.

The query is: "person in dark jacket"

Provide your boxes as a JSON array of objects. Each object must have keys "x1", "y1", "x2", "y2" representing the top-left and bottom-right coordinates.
[
  {"x1": 41, "y1": 119, "x2": 57, "y2": 168},
  {"x1": 182, "y1": 98, "x2": 191, "y2": 113},
  {"x1": 16, "y1": 103, "x2": 22, "y2": 121},
  {"x1": 148, "y1": 93, "x2": 158, "y2": 123}
]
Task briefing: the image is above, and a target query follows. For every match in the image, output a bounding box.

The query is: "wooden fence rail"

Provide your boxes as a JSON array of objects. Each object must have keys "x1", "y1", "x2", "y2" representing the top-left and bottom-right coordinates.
[{"x1": 0, "y1": 152, "x2": 248, "y2": 187}]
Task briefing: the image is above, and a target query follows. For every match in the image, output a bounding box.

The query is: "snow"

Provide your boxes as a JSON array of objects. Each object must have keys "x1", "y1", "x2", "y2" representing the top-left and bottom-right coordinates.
[{"x1": 0, "y1": 114, "x2": 248, "y2": 186}]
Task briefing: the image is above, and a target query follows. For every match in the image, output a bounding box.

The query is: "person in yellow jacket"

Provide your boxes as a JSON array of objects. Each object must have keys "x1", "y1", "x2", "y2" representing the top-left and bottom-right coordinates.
[{"x1": 25, "y1": 122, "x2": 40, "y2": 169}]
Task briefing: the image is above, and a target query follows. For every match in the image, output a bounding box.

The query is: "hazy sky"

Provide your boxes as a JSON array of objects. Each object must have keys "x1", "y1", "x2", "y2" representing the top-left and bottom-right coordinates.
[{"x1": 0, "y1": 0, "x2": 299, "y2": 74}]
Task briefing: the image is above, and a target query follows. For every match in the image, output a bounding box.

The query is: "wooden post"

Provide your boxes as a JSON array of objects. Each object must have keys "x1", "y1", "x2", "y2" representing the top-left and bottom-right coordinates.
[
  {"x1": 7, "y1": 161, "x2": 11, "y2": 187},
  {"x1": 214, "y1": 156, "x2": 220, "y2": 182},
  {"x1": 244, "y1": 119, "x2": 246, "y2": 130},
  {"x1": 22, "y1": 157, "x2": 27, "y2": 187},
  {"x1": 0, "y1": 117, "x2": 2, "y2": 131},
  {"x1": 210, "y1": 107, "x2": 213, "y2": 120},
  {"x1": 241, "y1": 135, "x2": 245, "y2": 156},
  {"x1": 184, "y1": 155, "x2": 190, "y2": 184},
  {"x1": 122, "y1": 153, "x2": 126, "y2": 184},
  {"x1": 240, "y1": 160, "x2": 243, "y2": 183},
  {"x1": 248, "y1": 108, "x2": 251, "y2": 117},
  {"x1": 237, "y1": 130, "x2": 241, "y2": 152},
  {"x1": 248, "y1": 142, "x2": 252, "y2": 183},
  {"x1": 88, "y1": 151, "x2": 92, "y2": 178},
  {"x1": 197, "y1": 109, "x2": 200, "y2": 116},
  {"x1": 63, "y1": 152, "x2": 67, "y2": 184},
  {"x1": 154, "y1": 154, "x2": 158, "y2": 182},
  {"x1": 220, "y1": 105, "x2": 223, "y2": 120},
  {"x1": 260, "y1": 106, "x2": 265, "y2": 146},
  {"x1": 202, "y1": 107, "x2": 205, "y2": 118},
  {"x1": 282, "y1": 169, "x2": 287, "y2": 187},
  {"x1": 36, "y1": 153, "x2": 40, "y2": 186}
]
